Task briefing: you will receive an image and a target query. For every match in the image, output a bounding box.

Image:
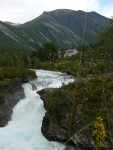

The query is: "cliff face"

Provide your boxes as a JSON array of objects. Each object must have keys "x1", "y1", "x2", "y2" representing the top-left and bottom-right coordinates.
[{"x1": 0, "y1": 79, "x2": 25, "y2": 126}]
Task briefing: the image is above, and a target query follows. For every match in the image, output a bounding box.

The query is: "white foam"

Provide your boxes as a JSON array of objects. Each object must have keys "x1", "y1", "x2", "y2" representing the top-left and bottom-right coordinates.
[{"x1": 0, "y1": 70, "x2": 74, "y2": 150}]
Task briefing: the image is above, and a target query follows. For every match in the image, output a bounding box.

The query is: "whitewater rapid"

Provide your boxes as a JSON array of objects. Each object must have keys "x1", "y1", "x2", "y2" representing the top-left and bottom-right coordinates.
[{"x1": 0, "y1": 70, "x2": 74, "y2": 150}]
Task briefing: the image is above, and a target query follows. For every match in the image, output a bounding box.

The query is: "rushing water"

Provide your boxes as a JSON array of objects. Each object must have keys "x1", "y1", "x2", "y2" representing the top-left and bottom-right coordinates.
[{"x1": 0, "y1": 70, "x2": 75, "y2": 150}]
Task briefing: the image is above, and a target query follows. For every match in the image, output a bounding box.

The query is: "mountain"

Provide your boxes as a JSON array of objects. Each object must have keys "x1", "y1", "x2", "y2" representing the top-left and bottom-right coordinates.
[
  {"x1": 0, "y1": 9, "x2": 110, "y2": 51},
  {"x1": 5, "y1": 22, "x2": 21, "y2": 26},
  {"x1": 0, "y1": 21, "x2": 35, "y2": 52}
]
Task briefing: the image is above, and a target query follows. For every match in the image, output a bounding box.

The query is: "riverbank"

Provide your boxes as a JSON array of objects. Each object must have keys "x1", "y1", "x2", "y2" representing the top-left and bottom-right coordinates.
[
  {"x1": 0, "y1": 78, "x2": 25, "y2": 127},
  {"x1": 0, "y1": 70, "x2": 37, "y2": 127},
  {"x1": 39, "y1": 88, "x2": 95, "y2": 150},
  {"x1": 38, "y1": 74, "x2": 113, "y2": 150}
]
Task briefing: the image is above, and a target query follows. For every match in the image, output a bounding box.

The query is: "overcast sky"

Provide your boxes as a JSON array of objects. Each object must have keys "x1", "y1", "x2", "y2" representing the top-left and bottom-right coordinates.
[{"x1": 0, "y1": 0, "x2": 113, "y2": 23}]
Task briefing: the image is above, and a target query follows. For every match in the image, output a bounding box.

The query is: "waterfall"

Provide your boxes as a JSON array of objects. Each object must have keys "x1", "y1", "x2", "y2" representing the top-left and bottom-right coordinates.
[{"x1": 0, "y1": 70, "x2": 74, "y2": 150}]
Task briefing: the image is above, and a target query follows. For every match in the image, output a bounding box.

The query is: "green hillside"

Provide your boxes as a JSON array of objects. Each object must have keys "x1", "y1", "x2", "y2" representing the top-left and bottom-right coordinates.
[{"x1": 0, "y1": 9, "x2": 110, "y2": 51}]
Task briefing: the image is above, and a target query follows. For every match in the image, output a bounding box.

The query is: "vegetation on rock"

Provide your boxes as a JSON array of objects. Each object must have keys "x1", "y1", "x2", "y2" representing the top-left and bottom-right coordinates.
[
  {"x1": 0, "y1": 14, "x2": 113, "y2": 150},
  {"x1": 38, "y1": 20, "x2": 113, "y2": 149},
  {"x1": 0, "y1": 52, "x2": 36, "y2": 107}
]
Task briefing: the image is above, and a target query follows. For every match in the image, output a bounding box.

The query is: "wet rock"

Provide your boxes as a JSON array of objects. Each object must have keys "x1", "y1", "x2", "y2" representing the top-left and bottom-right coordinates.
[
  {"x1": 65, "y1": 68, "x2": 72, "y2": 75},
  {"x1": 21, "y1": 76, "x2": 29, "y2": 83},
  {"x1": 38, "y1": 88, "x2": 55, "y2": 108},
  {"x1": 0, "y1": 79, "x2": 24, "y2": 127},
  {"x1": 41, "y1": 115, "x2": 68, "y2": 142},
  {"x1": 31, "y1": 84, "x2": 37, "y2": 91}
]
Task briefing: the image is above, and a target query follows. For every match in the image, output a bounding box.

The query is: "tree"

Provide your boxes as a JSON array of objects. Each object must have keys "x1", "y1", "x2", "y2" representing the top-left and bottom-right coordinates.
[
  {"x1": 30, "y1": 51, "x2": 38, "y2": 58},
  {"x1": 97, "y1": 19, "x2": 113, "y2": 54},
  {"x1": 37, "y1": 41, "x2": 58, "y2": 61},
  {"x1": 20, "y1": 52, "x2": 29, "y2": 67}
]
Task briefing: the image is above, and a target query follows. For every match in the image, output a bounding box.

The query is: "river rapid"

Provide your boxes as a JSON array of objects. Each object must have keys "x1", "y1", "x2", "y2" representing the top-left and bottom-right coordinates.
[{"x1": 0, "y1": 70, "x2": 75, "y2": 150}]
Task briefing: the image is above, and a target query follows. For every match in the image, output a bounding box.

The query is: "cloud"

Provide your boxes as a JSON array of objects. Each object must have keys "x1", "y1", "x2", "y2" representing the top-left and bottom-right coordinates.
[
  {"x1": 99, "y1": 4, "x2": 113, "y2": 18},
  {"x1": 106, "y1": 8, "x2": 113, "y2": 18},
  {"x1": 0, "y1": 0, "x2": 105, "y2": 23}
]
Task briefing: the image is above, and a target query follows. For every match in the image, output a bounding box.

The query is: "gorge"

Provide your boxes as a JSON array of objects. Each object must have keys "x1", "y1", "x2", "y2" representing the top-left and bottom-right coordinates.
[{"x1": 0, "y1": 70, "x2": 75, "y2": 150}]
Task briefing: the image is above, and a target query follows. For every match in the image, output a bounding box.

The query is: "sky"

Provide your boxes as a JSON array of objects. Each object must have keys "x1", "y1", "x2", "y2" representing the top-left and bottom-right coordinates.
[{"x1": 0, "y1": 0, "x2": 113, "y2": 23}]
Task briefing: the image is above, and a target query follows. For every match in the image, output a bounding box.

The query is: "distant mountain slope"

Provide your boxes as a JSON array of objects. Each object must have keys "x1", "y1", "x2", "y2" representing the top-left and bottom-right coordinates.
[
  {"x1": 0, "y1": 21, "x2": 34, "y2": 51},
  {"x1": 0, "y1": 9, "x2": 110, "y2": 51}
]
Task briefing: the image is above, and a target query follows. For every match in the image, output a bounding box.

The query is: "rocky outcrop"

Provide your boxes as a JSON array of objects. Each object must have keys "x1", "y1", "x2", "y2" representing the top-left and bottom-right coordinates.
[
  {"x1": 0, "y1": 68, "x2": 37, "y2": 127},
  {"x1": 41, "y1": 115, "x2": 68, "y2": 142},
  {"x1": 38, "y1": 88, "x2": 113, "y2": 150},
  {"x1": 0, "y1": 79, "x2": 25, "y2": 127},
  {"x1": 39, "y1": 89, "x2": 68, "y2": 141},
  {"x1": 41, "y1": 114, "x2": 96, "y2": 150}
]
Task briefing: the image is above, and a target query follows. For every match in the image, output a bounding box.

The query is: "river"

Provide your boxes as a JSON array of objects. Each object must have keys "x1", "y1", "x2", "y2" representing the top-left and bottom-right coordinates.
[{"x1": 0, "y1": 70, "x2": 75, "y2": 150}]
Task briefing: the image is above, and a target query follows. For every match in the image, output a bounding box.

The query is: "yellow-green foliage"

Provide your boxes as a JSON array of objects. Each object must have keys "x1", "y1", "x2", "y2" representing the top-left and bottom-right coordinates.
[
  {"x1": 92, "y1": 116, "x2": 106, "y2": 149},
  {"x1": 44, "y1": 73, "x2": 113, "y2": 137}
]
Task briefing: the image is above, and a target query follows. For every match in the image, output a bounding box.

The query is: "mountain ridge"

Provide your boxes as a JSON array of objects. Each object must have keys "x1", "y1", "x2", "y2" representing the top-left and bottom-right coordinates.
[{"x1": 0, "y1": 9, "x2": 110, "y2": 51}]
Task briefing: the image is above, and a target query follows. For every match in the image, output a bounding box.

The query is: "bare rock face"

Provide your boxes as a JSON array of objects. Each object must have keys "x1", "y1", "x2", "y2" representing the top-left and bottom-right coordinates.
[
  {"x1": 41, "y1": 115, "x2": 68, "y2": 142},
  {"x1": 0, "y1": 79, "x2": 24, "y2": 127}
]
